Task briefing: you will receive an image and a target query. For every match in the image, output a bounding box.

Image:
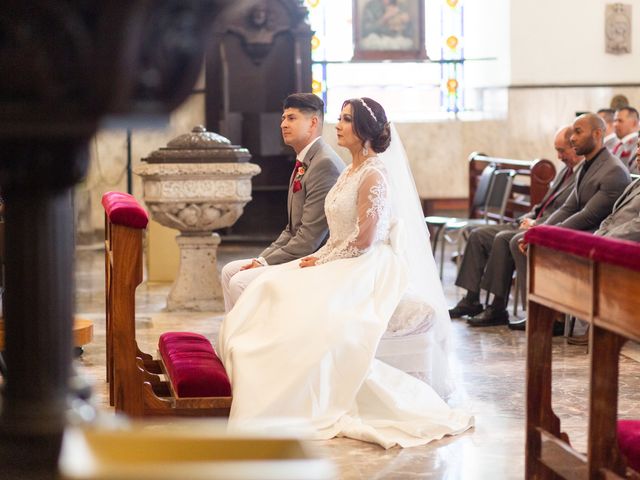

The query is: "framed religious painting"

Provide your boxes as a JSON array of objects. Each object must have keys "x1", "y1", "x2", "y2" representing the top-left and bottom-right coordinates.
[{"x1": 352, "y1": 0, "x2": 427, "y2": 61}]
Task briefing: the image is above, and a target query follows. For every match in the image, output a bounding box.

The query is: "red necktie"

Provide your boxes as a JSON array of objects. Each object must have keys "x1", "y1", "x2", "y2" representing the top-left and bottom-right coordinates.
[
  {"x1": 613, "y1": 142, "x2": 623, "y2": 155},
  {"x1": 290, "y1": 160, "x2": 303, "y2": 187},
  {"x1": 536, "y1": 167, "x2": 573, "y2": 219}
]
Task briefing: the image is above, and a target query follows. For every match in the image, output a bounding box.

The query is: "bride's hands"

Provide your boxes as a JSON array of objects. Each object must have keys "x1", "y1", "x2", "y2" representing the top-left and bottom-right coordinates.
[{"x1": 299, "y1": 256, "x2": 318, "y2": 268}]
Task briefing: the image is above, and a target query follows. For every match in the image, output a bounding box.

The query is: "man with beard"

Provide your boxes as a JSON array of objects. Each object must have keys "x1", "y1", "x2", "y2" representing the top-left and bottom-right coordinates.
[{"x1": 542, "y1": 112, "x2": 631, "y2": 231}]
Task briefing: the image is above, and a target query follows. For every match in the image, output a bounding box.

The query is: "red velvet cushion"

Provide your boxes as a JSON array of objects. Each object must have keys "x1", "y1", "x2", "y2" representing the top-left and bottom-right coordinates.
[
  {"x1": 618, "y1": 420, "x2": 640, "y2": 471},
  {"x1": 158, "y1": 332, "x2": 231, "y2": 398},
  {"x1": 524, "y1": 225, "x2": 640, "y2": 272},
  {"x1": 101, "y1": 191, "x2": 149, "y2": 229}
]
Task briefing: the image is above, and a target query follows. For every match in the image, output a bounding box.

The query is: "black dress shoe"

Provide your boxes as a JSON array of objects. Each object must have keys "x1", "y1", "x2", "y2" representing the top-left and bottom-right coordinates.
[
  {"x1": 448, "y1": 299, "x2": 483, "y2": 319},
  {"x1": 508, "y1": 320, "x2": 565, "y2": 336},
  {"x1": 508, "y1": 320, "x2": 526, "y2": 330},
  {"x1": 467, "y1": 306, "x2": 509, "y2": 327},
  {"x1": 567, "y1": 332, "x2": 589, "y2": 345}
]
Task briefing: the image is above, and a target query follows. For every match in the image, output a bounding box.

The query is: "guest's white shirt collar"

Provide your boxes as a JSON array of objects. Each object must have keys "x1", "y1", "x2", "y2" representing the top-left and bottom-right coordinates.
[
  {"x1": 619, "y1": 131, "x2": 639, "y2": 144},
  {"x1": 604, "y1": 132, "x2": 617, "y2": 144},
  {"x1": 297, "y1": 136, "x2": 321, "y2": 163}
]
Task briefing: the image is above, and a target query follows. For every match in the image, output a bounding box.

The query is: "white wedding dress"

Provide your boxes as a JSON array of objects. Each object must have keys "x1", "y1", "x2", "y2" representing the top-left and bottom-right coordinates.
[{"x1": 218, "y1": 156, "x2": 473, "y2": 449}]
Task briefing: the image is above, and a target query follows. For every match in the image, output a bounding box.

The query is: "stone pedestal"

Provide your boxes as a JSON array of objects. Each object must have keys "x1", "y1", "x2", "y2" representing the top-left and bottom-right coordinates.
[
  {"x1": 135, "y1": 126, "x2": 261, "y2": 312},
  {"x1": 167, "y1": 233, "x2": 222, "y2": 311}
]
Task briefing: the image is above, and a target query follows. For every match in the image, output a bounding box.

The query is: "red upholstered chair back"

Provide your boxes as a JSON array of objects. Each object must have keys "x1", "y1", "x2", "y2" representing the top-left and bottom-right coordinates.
[{"x1": 101, "y1": 191, "x2": 149, "y2": 229}]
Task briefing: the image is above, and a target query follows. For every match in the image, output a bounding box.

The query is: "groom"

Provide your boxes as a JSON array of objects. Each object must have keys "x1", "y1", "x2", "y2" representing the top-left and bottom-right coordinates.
[{"x1": 221, "y1": 93, "x2": 344, "y2": 311}]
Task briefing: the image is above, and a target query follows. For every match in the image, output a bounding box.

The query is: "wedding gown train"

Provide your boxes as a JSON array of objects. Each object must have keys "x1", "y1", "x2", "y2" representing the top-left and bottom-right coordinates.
[{"x1": 218, "y1": 157, "x2": 473, "y2": 448}]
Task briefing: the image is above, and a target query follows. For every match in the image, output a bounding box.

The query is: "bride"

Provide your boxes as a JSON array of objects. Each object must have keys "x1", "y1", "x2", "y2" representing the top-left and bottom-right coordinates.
[{"x1": 218, "y1": 97, "x2": 473, "y2": 448}]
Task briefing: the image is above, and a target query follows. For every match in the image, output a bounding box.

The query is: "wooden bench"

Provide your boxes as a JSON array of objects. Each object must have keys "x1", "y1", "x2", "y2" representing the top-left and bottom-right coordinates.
[
  {"x1": 103, "y1": 191, "x2": 231, "y2": 417},
  {"x1": 525, "y1": 225, "x2": 640, "y2": 479},
  {"x1": 469, "y1": 152, "x2": 556, "y2": 221}
]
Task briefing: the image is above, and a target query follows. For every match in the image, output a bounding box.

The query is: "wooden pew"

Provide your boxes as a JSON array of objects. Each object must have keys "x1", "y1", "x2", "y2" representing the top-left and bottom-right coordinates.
[
  {"x1": 103, "y1": 192, "x2": 231, "y2": 417},
  {"x1": 469, "y1": 152, "x2": 557, "y2": 222},
  {"x1": 525, "y1": 225, "x2": 640, "y2": 479}
]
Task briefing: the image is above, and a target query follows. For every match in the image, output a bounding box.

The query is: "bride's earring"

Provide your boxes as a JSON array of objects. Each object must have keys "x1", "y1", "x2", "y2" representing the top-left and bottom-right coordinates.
[{"x1": 362, "y1": 142, "x2": 369, "y2": 156}]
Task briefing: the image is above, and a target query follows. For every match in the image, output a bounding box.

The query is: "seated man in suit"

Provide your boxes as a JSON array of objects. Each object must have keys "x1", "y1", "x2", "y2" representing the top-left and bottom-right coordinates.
[
  {"x1": 598, "y1": 108, "x2": 618, "y2": 152},
  {"x1": 612, "y1": 106, "x2": 639, "y2": 173},
  {"x1": 539, "y1": 112, "x2": 631, "y2": 231},
  {"x1": 509, "y1": 112, "x2": 632, "y2": 331},
  {"x1": 221, "y1": 93, "x2": 344, "y2": 312},
  {"x1": 514, "y1": 133, "x2": 640, "y2": 339},
  {"x1": 448, "y1": 126, "x2": 582, "y2": 326},
  {"x1": 595, "y1": 135, "x2": 640, "y2": 241}
]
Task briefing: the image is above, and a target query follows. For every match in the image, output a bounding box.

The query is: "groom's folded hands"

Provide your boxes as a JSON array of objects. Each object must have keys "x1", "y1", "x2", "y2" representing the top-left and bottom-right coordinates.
[{"x1": 240, "y1": 259, "x2": 264, "y2": 270}]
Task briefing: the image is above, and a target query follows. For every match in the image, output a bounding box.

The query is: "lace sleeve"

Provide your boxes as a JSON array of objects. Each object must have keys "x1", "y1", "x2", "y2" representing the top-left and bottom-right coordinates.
[{"x1": 317, "y1": 167, "x2": 388, "y2": 264}]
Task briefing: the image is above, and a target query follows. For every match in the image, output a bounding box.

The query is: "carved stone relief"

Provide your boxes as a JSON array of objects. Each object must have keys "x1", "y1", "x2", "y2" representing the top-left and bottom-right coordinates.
[
  {"x1": 226, "y1": 0, "x2": 298, "y2": 64},
  {"x1": 606, "y1": 3, "x2": 632, "y2": 54}
]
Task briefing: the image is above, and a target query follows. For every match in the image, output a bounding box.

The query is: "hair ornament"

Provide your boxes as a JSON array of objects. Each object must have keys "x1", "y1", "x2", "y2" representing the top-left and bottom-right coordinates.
[{"x1": 359, "y1": 98, "x2": 378, "y2": 122}]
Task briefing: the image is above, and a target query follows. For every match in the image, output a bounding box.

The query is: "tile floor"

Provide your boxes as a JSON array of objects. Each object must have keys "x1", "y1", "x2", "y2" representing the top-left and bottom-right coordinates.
[{"x1": 72, "y1": 240, "x2": 640, "y2": 479}]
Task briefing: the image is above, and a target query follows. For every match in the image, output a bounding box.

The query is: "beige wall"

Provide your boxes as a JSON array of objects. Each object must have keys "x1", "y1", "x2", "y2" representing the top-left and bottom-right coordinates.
[
  {"x1": 511, "y1": 0, "x2": 640, "y2": 85},
  {"x1": 324, "y1": 86, "x2": 640, "y2": 200}
]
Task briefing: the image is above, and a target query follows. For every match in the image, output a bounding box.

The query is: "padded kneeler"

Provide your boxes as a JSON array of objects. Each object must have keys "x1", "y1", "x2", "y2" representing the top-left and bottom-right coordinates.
[
  {"x1": 618, "y1": 420, "x2": 640, "y2": 471},
  {"x1": 158, "y1": 332, "x2": 231, "y2": 398}
]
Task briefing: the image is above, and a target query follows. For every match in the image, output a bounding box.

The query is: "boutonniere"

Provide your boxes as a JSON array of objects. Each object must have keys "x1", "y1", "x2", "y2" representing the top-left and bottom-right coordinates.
[{"x1": 293, "y1": 164, "x2": 306, "y2": 193}]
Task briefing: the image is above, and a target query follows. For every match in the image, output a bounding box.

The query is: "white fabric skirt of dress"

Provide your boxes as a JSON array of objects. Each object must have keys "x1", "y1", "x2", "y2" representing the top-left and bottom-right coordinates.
[{"x1": 217, "y1": 245, "x2": 473, "y2": 449}]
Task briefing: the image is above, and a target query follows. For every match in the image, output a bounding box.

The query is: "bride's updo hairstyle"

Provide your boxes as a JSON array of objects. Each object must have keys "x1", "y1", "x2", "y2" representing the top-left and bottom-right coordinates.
[{"x1": 342, "y1": 97, "x2": 391, "y2": 153}]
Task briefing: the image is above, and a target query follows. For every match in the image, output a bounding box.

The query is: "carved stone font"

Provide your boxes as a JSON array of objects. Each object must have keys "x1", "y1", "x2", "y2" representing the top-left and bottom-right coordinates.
[{"x1": 135, "y1": 126, "x2": 260, "y2": 311}]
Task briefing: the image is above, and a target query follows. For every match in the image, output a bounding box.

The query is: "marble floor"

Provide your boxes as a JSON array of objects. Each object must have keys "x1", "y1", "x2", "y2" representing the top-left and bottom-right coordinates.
[{"x1": 72, "y1": 240, "x2": 640, "y2": 480}]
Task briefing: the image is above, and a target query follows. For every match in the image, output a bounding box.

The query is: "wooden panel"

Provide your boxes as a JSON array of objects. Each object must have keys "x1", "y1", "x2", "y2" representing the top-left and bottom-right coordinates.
[
  {"x1": 597, "y1": 263, "x2": 640, "y2": 342},
  {"x1": 530, "y1": 246, "x2": 593, "y2": 317},
  {"x1": 539, "y1": 429, "x2": 588, "y2": 480},
  {"x1": 147, "y1": 220, "x2": 179, "y2": 282},
  {"x1": 526, "y1": 240, "x2": 640, "y2": 479}
]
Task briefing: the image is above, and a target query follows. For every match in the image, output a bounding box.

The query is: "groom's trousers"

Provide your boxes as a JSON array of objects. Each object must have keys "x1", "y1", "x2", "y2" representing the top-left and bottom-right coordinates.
[{"x1": 221, "y1": 258, "x2": 271, "y2": 312}]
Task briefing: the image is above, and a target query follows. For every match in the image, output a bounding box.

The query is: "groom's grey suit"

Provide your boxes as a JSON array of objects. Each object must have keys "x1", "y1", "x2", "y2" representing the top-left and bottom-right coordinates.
[
  {"x1": 261, "y1": 138, "x2": 344, "y2": 264},
  {"x1": 222, "y1": 137, "x2": 344, "y2": 311}
]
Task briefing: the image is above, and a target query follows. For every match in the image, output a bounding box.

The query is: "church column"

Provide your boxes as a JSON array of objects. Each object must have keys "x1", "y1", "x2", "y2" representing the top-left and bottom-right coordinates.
[
  {"x1": 0, "y1": 1, "x2": 230, "y2": 478},
  {"x1": 0, "y1": 139, "x2": 89, "y2": 479}
]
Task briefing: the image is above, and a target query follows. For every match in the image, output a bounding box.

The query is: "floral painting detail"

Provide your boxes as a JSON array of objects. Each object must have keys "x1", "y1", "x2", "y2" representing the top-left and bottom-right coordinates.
[{"x1": 293, "y1": 163, "x2": 306, "y2": 193}]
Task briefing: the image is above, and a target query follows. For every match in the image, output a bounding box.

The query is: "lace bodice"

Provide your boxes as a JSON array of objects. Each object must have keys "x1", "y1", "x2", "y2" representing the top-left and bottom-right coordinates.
[{"x1": 315, "y1": 157, "x2": 391, "y2": 264}]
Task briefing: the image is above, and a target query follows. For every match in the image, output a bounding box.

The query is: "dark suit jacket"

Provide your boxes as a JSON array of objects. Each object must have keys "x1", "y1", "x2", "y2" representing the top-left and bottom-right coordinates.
[
  {"x1": 521, "y1": 165, "x2": 577, "y2": 224},
  {"x1": 595, "y1": 178, "x2": 640, "y2": 241},
  {"x1": 544, "y1": 148, "x2": 631, "y2": 231},
  {"x1": 260, "y1": 137, "x2": 344, "y2": 265}
]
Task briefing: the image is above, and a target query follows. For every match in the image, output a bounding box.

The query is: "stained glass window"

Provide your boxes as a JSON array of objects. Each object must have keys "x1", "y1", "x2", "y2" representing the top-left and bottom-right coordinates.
[{"x1": 305, "y1": 0, "x2": 499, "y2": 121}]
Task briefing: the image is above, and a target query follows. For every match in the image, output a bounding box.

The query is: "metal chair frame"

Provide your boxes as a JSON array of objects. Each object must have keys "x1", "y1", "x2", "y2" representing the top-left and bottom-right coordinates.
[{"x1": 428, "y1": 168, "x2": 517, "y2": 279}]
